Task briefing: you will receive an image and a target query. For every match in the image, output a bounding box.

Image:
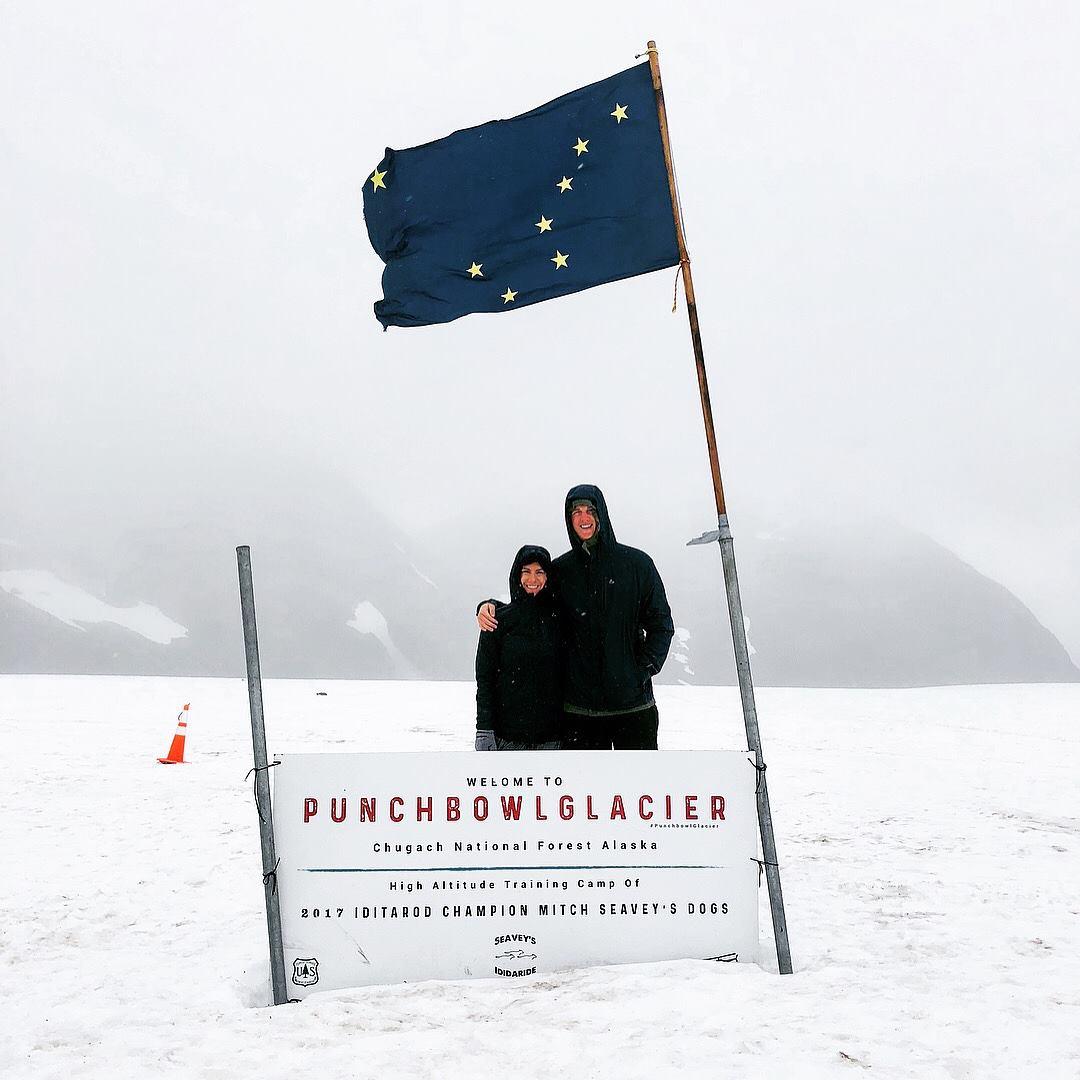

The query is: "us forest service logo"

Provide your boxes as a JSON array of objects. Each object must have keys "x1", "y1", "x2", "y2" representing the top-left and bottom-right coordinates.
[
  {"x1": 292, "y1": 957, "x2": 319, "y2": 987},
  {"x1": 494, "y1": 934, "x2": 538, "y2": 978}
]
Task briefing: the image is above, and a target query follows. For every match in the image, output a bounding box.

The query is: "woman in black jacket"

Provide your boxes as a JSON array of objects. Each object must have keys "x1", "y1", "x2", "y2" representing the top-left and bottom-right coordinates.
[{"x1": 474, "y1": 545, "x2": 564, "y2": 750}]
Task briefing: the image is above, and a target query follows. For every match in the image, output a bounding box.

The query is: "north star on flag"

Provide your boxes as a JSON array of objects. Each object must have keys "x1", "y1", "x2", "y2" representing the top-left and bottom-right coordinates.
[{"x1": 362, "y1": 62, "x2": 680, "y2": 329}]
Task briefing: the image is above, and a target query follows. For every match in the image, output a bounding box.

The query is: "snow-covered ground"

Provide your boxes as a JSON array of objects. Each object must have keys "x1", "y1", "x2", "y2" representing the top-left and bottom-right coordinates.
[{"x1": 1, "y1": 676, "x2": 1077, "y2": 1079}]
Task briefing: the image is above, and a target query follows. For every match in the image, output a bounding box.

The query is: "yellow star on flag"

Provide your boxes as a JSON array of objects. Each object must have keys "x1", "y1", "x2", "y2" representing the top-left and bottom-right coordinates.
[
  {"x1": 572, "y1": 137, "x2": 589, "y2": 156},
  {"x1": 467, "y1": 262, "x2": 483, "y2": 279},
  {"x1": 535, "y1": 215, "x2": 553, "y2": 233},
  {"x1": 556, "y1": 176, "x2": 573, "y2": 193},
  {"x1": 611, "y1": 104, "x2": 628, "y2": 123},
  {"x1": 551, "y1": 250, "x2": 569, "y2": 270},
  {"x1": 501, "y1": 287, "x2": 518, "y2": 304},
  {"x1": 370, "y1": 167, "x2": 387, "y2": 191}
]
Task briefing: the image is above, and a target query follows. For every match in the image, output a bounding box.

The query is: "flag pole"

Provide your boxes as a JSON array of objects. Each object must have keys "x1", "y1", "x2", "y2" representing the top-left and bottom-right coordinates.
[{"x1": 645, "y1": 40, "x2": 793, "y2": 975}]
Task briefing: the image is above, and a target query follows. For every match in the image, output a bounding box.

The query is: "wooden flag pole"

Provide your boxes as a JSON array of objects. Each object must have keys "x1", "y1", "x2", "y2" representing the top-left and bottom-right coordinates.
[{"x1": 646, "y1": 40, "x2": 793, "y2": 975}]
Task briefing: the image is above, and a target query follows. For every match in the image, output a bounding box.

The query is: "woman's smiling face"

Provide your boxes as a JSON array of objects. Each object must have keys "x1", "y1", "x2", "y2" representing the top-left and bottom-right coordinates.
[{"x1": 519, "y1": 562, "x2": 547, "y2": 595}]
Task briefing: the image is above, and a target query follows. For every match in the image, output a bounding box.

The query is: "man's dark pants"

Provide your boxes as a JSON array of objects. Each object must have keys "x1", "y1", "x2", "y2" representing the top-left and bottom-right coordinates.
[{"x1": 562, "y1": 705, "x2": 659, "y2": 750}]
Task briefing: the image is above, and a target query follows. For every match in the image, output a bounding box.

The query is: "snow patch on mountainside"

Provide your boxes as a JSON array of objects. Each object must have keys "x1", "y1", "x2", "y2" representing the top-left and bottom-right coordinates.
[
  {"x1": 0, "y1": 569, "x2": 188, "y2": 644},
  {"x1": 347, "y1": 600, "x2": 419, "y2": 676},
  {"x1": 409, "y1": 562, "x2": 438, "y2": 589},
  {"x1": 670, "y1": 626, "x2": 695, "y2": 682},
  {"x1": 743, "y1": 615, "x2": 757, "y2": 657},
  {"x1": 392, "y1": 542, "x2": 438, "y2": 589}
]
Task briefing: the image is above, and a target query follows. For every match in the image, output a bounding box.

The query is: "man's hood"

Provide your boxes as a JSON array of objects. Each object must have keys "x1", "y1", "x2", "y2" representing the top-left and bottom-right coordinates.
[
  {"x1": 509, "y1": 544, "x2": 554, "y2": 601},
  {"x1": 564, "y1": 484, "x2": 616, "y2": 552}
]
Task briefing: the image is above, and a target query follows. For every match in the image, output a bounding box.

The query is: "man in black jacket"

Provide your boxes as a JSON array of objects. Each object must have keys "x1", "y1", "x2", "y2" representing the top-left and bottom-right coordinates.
[{"x1": 479, "y1": 484, "x2": 674, "y2": 750}]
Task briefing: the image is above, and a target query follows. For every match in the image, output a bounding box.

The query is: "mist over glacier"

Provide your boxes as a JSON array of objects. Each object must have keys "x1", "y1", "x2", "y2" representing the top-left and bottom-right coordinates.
[
  {"x1": 1, "y1": 453, "x2": 1075, "y2": 686},
  {"x1": 3, "y1": 4, "x2": 1077, "y2": 678}
]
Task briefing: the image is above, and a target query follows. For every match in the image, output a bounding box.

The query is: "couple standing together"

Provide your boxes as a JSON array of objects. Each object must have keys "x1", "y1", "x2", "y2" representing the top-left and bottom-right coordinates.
[{"x1": 475, "y1": 484, "x2": 674, "y2": 752}]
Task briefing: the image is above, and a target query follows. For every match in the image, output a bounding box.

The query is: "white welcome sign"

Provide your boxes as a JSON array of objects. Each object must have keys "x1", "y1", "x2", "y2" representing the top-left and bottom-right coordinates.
[{"x1": 273, "y1": 750, "x2": 759, "y2": 995}]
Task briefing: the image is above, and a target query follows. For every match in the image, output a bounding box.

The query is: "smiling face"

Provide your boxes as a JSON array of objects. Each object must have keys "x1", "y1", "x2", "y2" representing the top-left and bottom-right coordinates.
[
  {"x1": 571, "y1": 503, "x2": 598, "y2": 542},
  {"x1": 519, "y1": 561, "x2": 548, "y2": 596}
]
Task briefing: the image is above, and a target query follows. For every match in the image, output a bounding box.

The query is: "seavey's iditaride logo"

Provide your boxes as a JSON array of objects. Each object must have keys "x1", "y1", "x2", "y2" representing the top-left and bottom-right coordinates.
[
  {"x1": 292, "y1": 957, "x2": 319, "y2": 987},
  {"x1": 494, "y1": 934, "x2": 538, "y2": 978}
]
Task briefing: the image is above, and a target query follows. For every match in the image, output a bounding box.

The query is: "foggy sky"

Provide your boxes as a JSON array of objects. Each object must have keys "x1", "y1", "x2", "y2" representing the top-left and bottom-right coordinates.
[{"x1": 3, "y1": 2, "x2": 1079, "y2": 662}]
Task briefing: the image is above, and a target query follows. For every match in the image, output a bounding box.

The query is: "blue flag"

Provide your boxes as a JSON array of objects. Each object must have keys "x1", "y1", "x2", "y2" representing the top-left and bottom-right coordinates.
[{"x1": 363, "y1": 62, "x2": 680, "y2": 329}]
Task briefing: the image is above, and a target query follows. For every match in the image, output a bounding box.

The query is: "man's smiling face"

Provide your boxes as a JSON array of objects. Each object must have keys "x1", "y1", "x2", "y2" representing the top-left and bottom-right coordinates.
[{"x1": 571, "y1": 503, "x2": 598, "y2": 542}]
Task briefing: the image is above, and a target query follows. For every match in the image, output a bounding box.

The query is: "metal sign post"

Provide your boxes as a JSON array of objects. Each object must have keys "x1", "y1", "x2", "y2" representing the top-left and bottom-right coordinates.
[{"x1": 237, "y1": 545, "x2": 289, "y2": 1005}]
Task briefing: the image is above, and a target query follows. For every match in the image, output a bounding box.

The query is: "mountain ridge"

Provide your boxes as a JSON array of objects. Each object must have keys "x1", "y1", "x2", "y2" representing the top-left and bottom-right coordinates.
[{"x1": 2, "y1": 465, "x2": 1075, "y2": 687}]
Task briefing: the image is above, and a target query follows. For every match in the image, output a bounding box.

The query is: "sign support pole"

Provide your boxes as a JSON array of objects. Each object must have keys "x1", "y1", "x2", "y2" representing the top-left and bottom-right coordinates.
[
  {"x1": 237, "y1": 545, "x2": 289, "y2": 1004},
  {"x1": 646, "y1": 40, "x2": 793, "y2": 974}
]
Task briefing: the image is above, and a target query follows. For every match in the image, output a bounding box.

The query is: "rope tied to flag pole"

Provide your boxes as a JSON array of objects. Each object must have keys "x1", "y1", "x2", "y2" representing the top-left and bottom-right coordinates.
[
  {"x1": 747, "y1": 755, "x2": 768, "y2": 795},
  {"x1": 751, "y1": 857, "x2": 782, "y2": 887}
]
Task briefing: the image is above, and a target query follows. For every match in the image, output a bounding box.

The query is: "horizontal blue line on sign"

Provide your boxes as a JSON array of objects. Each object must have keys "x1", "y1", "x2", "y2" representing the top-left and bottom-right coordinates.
[{"x1": 300, "y1": 865, "x2": 724, "y2": 873}]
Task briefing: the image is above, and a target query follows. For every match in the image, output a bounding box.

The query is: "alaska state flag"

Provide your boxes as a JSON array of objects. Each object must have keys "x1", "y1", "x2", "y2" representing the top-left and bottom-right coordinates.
[{"x1": 363, "y1": 62, "x2": 680, "y2": 329}]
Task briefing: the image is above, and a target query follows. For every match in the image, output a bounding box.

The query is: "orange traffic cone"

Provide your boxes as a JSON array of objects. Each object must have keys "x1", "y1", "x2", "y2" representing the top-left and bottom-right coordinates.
[{"x1": 157, "y1": 703, "x2": 191, "y2": 764}]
